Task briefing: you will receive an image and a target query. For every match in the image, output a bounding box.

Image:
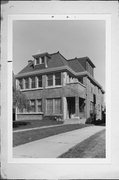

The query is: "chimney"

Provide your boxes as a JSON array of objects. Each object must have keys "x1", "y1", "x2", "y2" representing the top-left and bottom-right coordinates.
[{"x1": 28, "y1": 60, "x2": 32, "y2": 64}]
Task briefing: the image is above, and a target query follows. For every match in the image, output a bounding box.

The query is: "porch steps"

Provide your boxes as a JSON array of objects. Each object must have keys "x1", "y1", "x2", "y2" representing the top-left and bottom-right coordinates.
[{"x1": 64, "y1": 118, "x2": 86, "y2": 124}]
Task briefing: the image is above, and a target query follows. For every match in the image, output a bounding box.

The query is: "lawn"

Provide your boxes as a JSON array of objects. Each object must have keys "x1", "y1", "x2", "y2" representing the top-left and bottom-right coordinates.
[
  {"x1": 59, "y1": 129, "x2": 106, "y2": 158},
  {"x1": 13, "y1": 123, "x2": 90, "y2": 147},
  {"x1": 13, "y1": 119, "x2": 63, "y2": 130}
]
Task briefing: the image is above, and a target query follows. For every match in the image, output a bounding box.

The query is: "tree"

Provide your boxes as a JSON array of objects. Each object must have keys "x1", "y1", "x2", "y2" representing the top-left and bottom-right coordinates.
[{"x1": 13, "y1": 72, "x2": 30, "y2": 121}]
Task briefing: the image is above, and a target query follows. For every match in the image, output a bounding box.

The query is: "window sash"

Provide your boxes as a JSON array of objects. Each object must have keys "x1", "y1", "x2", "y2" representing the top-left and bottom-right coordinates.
[
  {"x1": 25, "y1": 78, "x2": 29, "y2": 89},
  {"x1": 19, "y1": 79, "x2": 23, "y2": 89},
  {"x1": 30, "y1": 100, "x2": 35, "y2": 112},
  {"x1": 38, "y1": 76, "x2": 42, "y2": 87},
  {"x1": 41, "y1": 57, "x2": 45, "y2": 64},
  {"x1": 55, "y1": 73, "x2": 61, "y2": 86},
  {"x1": 37, "y1": 99, "x2": 42, "y2": 112},
  {"x1": 36, "y1": 58, "x2": 39, "y2": 65},
  {"x1": 46, "y1": 99, "x2": 53, "y2": 114},
  {"x1": 54, "y1": 98, "x2": 61, "y2": 114},
  {"x1": 47, "y1": 74, "x2": 53, "y2": 86},
  {"x1": 31, "y1": 77, "x2": 35, "y2": 88}
]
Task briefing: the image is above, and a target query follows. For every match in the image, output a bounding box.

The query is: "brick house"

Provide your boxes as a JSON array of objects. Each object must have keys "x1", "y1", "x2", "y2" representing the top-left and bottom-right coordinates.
[{"x1": 15, "y1": 51, "x2": 105, "y2": 123}]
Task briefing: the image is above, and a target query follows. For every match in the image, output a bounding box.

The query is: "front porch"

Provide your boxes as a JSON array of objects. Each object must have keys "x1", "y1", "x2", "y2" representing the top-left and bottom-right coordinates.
[{"x1": 62, "y1": 96, "x2": 86, "y2": 124}]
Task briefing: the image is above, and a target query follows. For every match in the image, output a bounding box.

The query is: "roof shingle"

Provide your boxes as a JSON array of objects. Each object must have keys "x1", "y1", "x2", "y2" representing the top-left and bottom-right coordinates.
[{"x1": 18, "y1": 52, "x2": 95, "y2": 75}]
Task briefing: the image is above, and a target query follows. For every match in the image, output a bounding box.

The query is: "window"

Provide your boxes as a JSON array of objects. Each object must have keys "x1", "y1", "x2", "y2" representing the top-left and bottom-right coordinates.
[
  {"x1": 30, "y1": 100, "x2": 35, "y2": 112},
  {"x1": 36, "y1": 58, "x2": 39, "y2": 65},
  {"x1": 47, "y1": 74, "x2": 53, "y2": 86},
  {"x1": 55, "y1": 73, "x2": 61, "y2": 85},
  {"x1": 38, "y1": 75, "x2": 42, "y2": 87},
  {"x1": 47, "y1": 73, "x2": 61, "y2": 87},
  {"x1": 41, "y1": 57, "x2": 45, "y2": 64},
  {"x1": 24, "y1": 78, "x2": 29, "y2": 89},
  {"x1": 54, "y1": 98, "x2": 61, "y2": 114},
  {"x1": 46, "y1": 98, "x2": 62, "y2": 114},
  {"x1": 46, "y1": 99, "x2": 53, "y2": 114},
  {"x1": 31, "y1": 76, "x2": 35, "y2": 88},
  {"x1": 19, "y1": 79, "x2": 23, "y2": 89},
  {"x1": 37, "y1": 99, "x2": 42, "y2": 112}
]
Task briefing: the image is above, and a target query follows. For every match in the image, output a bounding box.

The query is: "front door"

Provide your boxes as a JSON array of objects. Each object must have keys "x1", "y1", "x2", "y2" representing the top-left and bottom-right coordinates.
[{"x1": 67, "y1": 97, "x2": 75, "y2": 118}]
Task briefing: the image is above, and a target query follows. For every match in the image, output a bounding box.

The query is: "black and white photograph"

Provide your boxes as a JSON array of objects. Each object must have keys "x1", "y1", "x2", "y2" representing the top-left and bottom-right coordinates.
[
  {"x1": 12, "y1": 18, "x2": 106, "y2": 159},
  {"x1": 1, "y1": 1, "x2": 119, "y2": 179}
]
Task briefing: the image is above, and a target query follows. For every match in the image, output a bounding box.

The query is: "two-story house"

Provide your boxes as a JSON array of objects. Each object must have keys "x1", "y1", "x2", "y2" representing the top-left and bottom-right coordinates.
[{"x1": 15, "y1": 51, "x2": 105, "y2": 123}]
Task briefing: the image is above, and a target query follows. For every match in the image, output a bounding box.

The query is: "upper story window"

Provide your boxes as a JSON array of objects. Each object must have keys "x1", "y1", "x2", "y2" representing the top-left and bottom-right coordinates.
[
  {"x1": 35, "y1": 56, "x2": 45, "y2": 65},
  {"x1": 36, "y1": 57, "x2": 40, "y2": 65},
  {"x1": 18, "y1": 75, "x2": 43, "y2": 90},
  {"x1": 24, "y1": 77, "x2": 29, "y2": 89},
  {"x1": 19, "y1": 79, "x2": 23, "y2": 89},
  {"x1": 41, "y1": 56, "x2": 45, "y2": 64},
  {"x1": 47, "y1": 74, "x2": 53, "y2": 86},
  {"x1": 31, "y1": 76, "x2": 35, "y2": 88},
  {"x1": 37, "y1": 75, "x2": 42, "y2": 87},
  {"x1": 55, "y1": 73, "x2": 61, "y2": 85},
  {"x1": 47, "y1": 73, "x2": 61, "y2": 87}
]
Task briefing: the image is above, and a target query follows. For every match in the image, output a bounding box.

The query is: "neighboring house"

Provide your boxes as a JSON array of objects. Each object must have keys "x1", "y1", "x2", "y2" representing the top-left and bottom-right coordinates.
[{"x1": 15, "y1": 51, "x2": 105, "y2": 123}]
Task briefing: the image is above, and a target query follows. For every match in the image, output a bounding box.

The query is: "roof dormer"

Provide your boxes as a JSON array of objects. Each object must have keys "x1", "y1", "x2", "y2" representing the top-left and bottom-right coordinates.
[
  {"x1": 32, "y1": 52, "x2": 50, "y2": 68},
  {"x1": 35, "y1": 56, "x2": 45, "y2": 65}
]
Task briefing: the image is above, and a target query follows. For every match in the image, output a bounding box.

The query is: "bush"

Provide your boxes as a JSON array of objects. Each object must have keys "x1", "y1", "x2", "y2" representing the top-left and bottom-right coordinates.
[
  {"x1": 43, "y1": 115, "x2": 63, "y2": 122},
  {"x1": 86, "y1": 113, "x2": 95, "y2": 124},
  {"x1": 13, "y1": 121, "x2": 30, "y2": 128},
  {"x1": 85, "y1": 117, "x2": 92, "y2": 124}
]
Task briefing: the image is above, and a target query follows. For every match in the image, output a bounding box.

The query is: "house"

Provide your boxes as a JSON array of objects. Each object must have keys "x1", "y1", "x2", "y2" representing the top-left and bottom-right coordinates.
[{"x1": 15, "y1": 51, "x2": 105, "y2": 123}]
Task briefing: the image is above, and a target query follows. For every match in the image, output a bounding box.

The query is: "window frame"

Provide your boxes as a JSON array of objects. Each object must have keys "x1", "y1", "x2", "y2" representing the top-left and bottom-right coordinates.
[
  {"x1": 19, "y1": 79, "x2": 23, "y2": 89},
  {"x1": 40, "y1": 56, "x2": 45, "y2": 64},
  {"x1": 47, "y1": 74, "x2": 53, "y2": 87},
  {"x1": 54, "y1": 98, "x2": 62, "y2": 114},
  {"x1": 46, "y1": 98, "x2": 62, "y2": 115},
  {"x1": 46, "y1": 72, "x2": 62, "y2": 87},
  {"x1": 37, "y1": 75, "x2": 42, "y2": 88},
  {"x1": 37, "y1": 99, "x2": 42, "y2": 112},
  {"x1": 31, "y1": 76, "x2": 36, "y2": 88},
  {"x1": 24, "y1": 77, "x2": 29, "y2": 89},
  {"x1": 36, "y1": 57, "x2": 40, "y2": 65},
  {"x1": 55, "y1": 72, "x2": 61, "y2": 86},
  {"x1": 30, "y1": 99, "x2": 36, "y2": 112},
  {"x1": 46, "y1": 98, "x2": 53, "y2": 114}
]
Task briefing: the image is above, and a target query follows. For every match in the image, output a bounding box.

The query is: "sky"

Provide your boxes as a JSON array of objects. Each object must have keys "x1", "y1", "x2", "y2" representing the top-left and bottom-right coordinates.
[{"x1": 13, "y1": 20, "x2": 105, "y2": 90}]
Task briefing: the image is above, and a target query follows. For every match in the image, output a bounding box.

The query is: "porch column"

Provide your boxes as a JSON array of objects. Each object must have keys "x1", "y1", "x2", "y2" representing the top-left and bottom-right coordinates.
[
  {"x1": 75, "y1": 96, "x2": 79, "y2": 118},
  {"x1": 62, "y1": 97, "x2": 67, "y2": 120}
]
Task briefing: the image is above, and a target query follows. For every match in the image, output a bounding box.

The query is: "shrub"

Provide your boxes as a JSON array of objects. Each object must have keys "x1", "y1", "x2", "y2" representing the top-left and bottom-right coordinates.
[
  {"x1": 85, "y1": 117, "x2": 93, "y2": 124},
  {"x1": 43, "y1": 115, "x2": 63, "y2": 122},
  {"x1": 13, "y1": 121, "x2": 30, "y2": 128}
]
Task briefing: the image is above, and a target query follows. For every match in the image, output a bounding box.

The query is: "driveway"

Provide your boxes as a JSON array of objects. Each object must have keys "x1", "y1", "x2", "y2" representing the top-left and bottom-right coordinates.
[{"x1": 13, "y1": 125, "x2": 105, "y2": 158}]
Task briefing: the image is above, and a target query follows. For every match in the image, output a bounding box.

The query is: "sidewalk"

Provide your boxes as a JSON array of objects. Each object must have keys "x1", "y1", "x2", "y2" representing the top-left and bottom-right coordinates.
[
  {"x1": 13, "y1": 124, "x2": 64, "y2": 133},
  {"x1": 13, "y1": 125, "x2": 105, "y2": 158}
]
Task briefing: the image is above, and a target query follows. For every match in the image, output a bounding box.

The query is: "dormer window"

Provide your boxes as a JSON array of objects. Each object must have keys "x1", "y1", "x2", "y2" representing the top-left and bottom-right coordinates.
[
  {"x1": 35, "y1": 56, "x2": 45, "y2": 65},
  {"x1": 36, "y1": 58, "x2": 40, "y2": 65},
  {"x1": 41, "y1": 56, "x2": 45, "y2": 64}
]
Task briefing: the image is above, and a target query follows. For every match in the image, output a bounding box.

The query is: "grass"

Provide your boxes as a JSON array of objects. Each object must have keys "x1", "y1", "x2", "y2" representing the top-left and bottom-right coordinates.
[
  {"x1": 13, "y1": 123, "x2": 90, "y2": 147},
  {"x1": 59, "y1": 129, "x2": 106, "y2": 158},
  {"x1": 13, "y1": 119, "x2": 63, "y2": 130}
]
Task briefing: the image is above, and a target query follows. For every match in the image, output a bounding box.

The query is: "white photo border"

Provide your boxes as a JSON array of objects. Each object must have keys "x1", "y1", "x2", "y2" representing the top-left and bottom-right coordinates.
[{"x1": 7, "y1": 14, "x2": 111, "y2": 164}]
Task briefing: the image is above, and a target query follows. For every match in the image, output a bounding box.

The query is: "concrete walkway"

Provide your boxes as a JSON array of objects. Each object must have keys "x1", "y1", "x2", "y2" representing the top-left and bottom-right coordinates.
[
  {"x1": 13, "y1": 125, "x2": 105, "y2": 158},
  {"x1": 13, "y1": 124, "x2": 64, "y2": 133}
]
